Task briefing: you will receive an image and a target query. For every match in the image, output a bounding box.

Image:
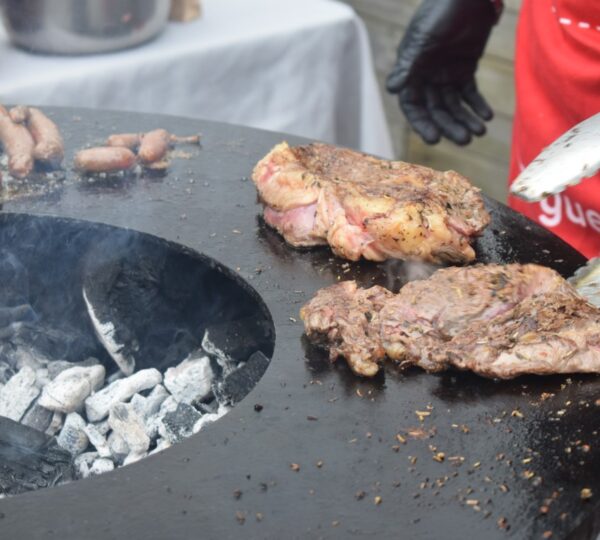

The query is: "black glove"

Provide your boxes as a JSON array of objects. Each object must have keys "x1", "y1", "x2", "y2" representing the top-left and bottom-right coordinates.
[{"x1": 386, "y1": 0, "x2": 501, "y2": 146}]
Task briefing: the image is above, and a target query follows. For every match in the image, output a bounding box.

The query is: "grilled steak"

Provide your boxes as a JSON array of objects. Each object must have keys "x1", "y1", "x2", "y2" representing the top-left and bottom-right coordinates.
[
  {"x1": 300, "y1": 264, "x2": 600, "y2": 379},
  {"x1": 252, "y1": 142, "x2": 490, "y2": 264},
  {"x1": 299, "y1": 281, "x2": 393, "y2": 377},
  {"x1": 380, "y1": 264, "x2": 572, "y2": 372},
  {"x1": 442, "y1": 292, "x2": 600, "y2": 378}
]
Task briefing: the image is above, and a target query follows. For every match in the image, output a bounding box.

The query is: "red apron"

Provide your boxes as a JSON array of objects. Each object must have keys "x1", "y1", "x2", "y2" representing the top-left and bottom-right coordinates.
[{"x1": 508, "y1": 0, "x2": 600, "y2": 259}]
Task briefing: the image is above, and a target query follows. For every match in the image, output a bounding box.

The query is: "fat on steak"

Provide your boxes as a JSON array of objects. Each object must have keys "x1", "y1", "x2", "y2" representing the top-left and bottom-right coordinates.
[
  {"x1": 252, "y1": 142, "x2": 490, "y2": 264},
  {"x1": 300, "y1": 264, "x2": 600, "y2": 379}
]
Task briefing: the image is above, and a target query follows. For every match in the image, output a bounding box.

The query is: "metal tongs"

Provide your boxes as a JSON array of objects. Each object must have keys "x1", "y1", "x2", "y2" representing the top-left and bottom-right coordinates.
[{"x1": 509, "y1": 113, "x2": 600, "y2": 305}]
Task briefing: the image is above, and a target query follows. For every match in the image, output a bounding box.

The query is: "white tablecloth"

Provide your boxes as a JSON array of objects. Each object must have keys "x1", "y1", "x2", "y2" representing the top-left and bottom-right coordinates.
[{"x1": 0, "y1": 0, "x2": 393, "y2": 158}]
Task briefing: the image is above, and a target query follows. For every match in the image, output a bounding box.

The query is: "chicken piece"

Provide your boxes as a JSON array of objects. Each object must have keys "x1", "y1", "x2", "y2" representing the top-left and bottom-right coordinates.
[
  {"x1": 252, "y1": 142, "x2": 490, "y2": 263},
  {"x1": 442, "y1": 292, "x2": 600, "y2": 379},
  {"x1": 299, "y1": 281, "x2": 394, "y2": 376},
  {"x1": 380, "y1": 264, "x2": 572, "y2": 371}
]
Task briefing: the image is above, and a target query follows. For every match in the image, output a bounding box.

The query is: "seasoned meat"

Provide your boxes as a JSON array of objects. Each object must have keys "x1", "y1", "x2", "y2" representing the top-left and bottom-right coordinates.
[
  {"x1": 442, "y1": 292, "x2": 600, "y2": 378},
  {"x1": 301, "y1": 264, "x2": 600, "y2": 379},
  {"x1": 299, "y1": 281, "x2": 394, "y2": 376},
  {"x1": 252, "y1": 142, "x2": 490, "y2": 263},
  {"x1": 380, "y1": 264, "x2": 572, "y2": 372}
]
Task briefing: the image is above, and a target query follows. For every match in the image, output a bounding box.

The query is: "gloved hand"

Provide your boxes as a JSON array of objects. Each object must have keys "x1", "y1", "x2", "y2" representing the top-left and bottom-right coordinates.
[{"x1": 386, "y1": 0, "x2": 502, "y2": 146}]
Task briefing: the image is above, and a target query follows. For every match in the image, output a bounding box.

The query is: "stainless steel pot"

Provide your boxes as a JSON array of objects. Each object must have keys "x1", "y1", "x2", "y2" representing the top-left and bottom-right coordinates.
[{"x1": 0, "y1": 0, "x2": 171, "y2": 55}]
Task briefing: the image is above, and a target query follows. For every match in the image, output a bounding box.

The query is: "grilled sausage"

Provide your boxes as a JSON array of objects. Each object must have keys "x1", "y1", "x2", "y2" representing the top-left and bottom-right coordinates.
[
  {"x1": 0, "y1": 114, "x2": 35, "y2": 178},
  {"x1": 170, "y1": 134, "x2": 200, "y2": 145},
  {"x1": 106, "y1": 133, "x2": 142, "y2": 150},
  {"x1": 27, "y1": 107, "x2": 65, "y2": 166},
  {"x1": 74, "y1": 147, "x2": 136, "y2": 173},
  {"x1": 138, "y1": 128, "x2": 170, "y2": 164}
]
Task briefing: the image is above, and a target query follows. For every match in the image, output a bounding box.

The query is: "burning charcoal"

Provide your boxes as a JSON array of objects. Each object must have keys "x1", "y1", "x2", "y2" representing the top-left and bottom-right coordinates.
[
  {"x1": 192, "y1": 404, "x2": 230, "y2": 434},
  {"x1": 131, "y1": 384, "x2": 169, "y2": 421},
  {"x1": 158, "y1": 402, "x2": 202, "y2": 444},
  {"x1": 146, "y1": 384, "x2": 169, "y2": 412},
  {"x1": 46, "y1": 357, "x2": 101, "y2": 380},
  {"x1": 56, "y1": 413, "x2": 89, "y2": 456},
  {"x1": 0, "y1": 366, "x2": 40, "y2": 421},
  {"x1": 123, "y1": 451, "x2": 147, "y2": 466},
  {"x1": 202, "y1": 318, "x2": 273, "y2": 371},
  {"x1": 6, "y1": 322, "x2": 99, "y2": 365},
  {"x1": 83, "y1": 288, "x2": 135, "y2": 375},
  {"x1": 108, "y1": 403, "x2": 150, "y2": 456},
  {"x1": 39, "y1": 365, "x2": 105, "y2": 414},
  {"x1": 21, "y1": 402, "x2": 53, "y2": 433},
  {"x1": 45, "y1": 411, "x2": 64, "y2": 437},
  {"x1": 149, "y1": 438, "x2": 171, "y2": 455},
  {"x1": 107, "y1": 432, "x2": 129, "y2": 463},
  {"x1": 0, "y1": 417, "x2": 74, "y2": 495},
  {"x1": 93, "y1": 419, "x2": 110, "y2": 436},
  {"x1": 83, "y1": 424, "x2": 111, "y2": 458},
  {"x1": 85, "y1": 368, "x2": 162, "y2": 422},
  {"x1": 145, "y1": 395, "x2": 178, "y2": 439},
  {"x1": 74, "y1": 452, "x2": 98, "y2": 479},
  {"x1": 212, "y1": 351, "x2": 270, "y2": 406},
  {"x1": 163, "y1": 355, "x2": 213, "y2": 405},
  {"x1": 90, "y1": 458, "x2": 114, "y2": 476}
]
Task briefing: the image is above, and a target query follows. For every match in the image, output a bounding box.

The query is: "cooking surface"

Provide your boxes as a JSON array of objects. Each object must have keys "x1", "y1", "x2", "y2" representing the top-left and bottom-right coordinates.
[{"x1": 0, "y1": 108, "x2": 598, "y2": 539}]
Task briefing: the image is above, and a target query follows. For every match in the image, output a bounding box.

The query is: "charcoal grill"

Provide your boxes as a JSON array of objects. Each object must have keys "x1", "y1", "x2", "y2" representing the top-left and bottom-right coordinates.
[{"x1": 0, "y1": 108, "x2": 598, "y2": 540}]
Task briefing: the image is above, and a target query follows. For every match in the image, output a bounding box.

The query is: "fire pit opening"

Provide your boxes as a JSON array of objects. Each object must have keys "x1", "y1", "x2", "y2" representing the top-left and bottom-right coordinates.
[{"x1": 0, "y1": 213, "x2": 275, "y2": 496}]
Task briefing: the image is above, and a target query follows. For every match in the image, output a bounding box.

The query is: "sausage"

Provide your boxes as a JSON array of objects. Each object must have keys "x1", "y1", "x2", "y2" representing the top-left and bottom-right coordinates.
[
  {"x1": 106, "y1": 133, "x2": 142, "y2": 150},
  {"x1": 74, "y1": 147, "x2": 136, "y2": 173},
  {"x1": 138, "y1": 128, "x2": 170, "y2": 164},
  {"x1": 27, "y1": 107, "x2": 65, "y2": 166},
  {"x1": 0, "y1": 114, "x2": 35, "y2": 178}
]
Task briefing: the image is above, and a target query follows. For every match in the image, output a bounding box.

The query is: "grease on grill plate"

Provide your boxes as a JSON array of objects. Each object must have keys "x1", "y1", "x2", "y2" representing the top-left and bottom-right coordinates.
[{"x1": 0, "y1": 214, "x2": 274, "y2": 496}]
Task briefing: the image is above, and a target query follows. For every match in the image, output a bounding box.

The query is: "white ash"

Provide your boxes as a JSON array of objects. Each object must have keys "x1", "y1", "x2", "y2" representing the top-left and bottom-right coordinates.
[
  {"x1": 90, "y1": 458, "x2": 114, "y2": 476},
  {"x1": 107, "y1": 432, "x2": 129, "y2": 463},
  {"x1": 83, "y1": 423, "x2": 111, "y2": 458},
  {"x1": 0, "y1": 366, "x2": 40, "y2": 421},
  {"x1": 57, "y1": 412, "x2": 89, "y2": 456},
  {"x1": 149, "y1": 438, "x2": 172, "y2": 456},
  {"x1": 201, "y1": 330, "x2": 235, "y2": 375},
  {"x1": 163, "y1": 355, "x2": 212, "y2": 405},
  {"x1": 74, "y1": 451, "x2": 99, "y2": 479},
  {"x1": 85, "y1": 368, "x2": 162, "y2": 422},
  {"x1": 39, "y1": 365, "x2": 105, "y2": 414},
  {"x1": 108, "y1": 402, "x2": 150, "y2": 457},
  {"x1": 193, "y1": 404, "x2": 230, "y2": 434},
  {"x1": 83, "y1": 289, "x2": 135, "y2": 375},
  {"x1": 45, "y1": 411, "x2": 64, "y2": 437},
  {"x1": 93, "y1": 419, "x2": 111, "y2": 436},
  {"x1": 0, "y1": 329, "x2": 259, "y2": 485}
]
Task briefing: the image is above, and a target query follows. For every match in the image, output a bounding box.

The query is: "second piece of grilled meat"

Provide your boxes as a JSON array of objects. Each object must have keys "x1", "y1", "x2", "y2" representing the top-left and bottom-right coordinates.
[{"x1": 301, "y1": 264, "x2": 600, "y2": 379}]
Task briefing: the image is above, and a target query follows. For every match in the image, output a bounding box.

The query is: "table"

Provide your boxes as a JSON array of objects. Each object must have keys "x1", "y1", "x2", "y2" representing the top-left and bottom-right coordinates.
[
  {"x1": 0, "y1": 108, "x2": 596, "y2": 540},
  {"x1": 0, "y1": 0, "x2": 393, "y2": 158}
]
